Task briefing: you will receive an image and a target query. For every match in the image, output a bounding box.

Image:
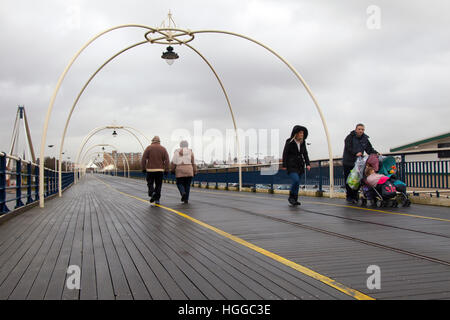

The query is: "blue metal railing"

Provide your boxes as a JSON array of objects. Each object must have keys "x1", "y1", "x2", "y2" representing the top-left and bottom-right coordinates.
[
  {"x1": 0, "y1": 152, "x2": 75, "y2": 215},
  {"x1": 164, "y1": 151, "x2": 449, "y2": 193},
  {"x1": 98, "y1": 149, "x2": 450, "y2": 194}
]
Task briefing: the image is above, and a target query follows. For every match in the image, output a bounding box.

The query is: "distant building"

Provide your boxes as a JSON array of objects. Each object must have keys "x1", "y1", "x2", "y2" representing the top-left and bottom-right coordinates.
[
  {"x1": 103, "y1": 151, "x2": 142, "y2": 170},
  {"x1": 390, "y1": 132, "x2": 450, "y2": 161}
]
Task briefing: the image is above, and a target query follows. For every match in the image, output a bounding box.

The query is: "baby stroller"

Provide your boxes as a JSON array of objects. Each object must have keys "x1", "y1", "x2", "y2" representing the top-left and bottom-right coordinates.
[{"x1": 360, "y1": 155, "x2": 411, "y2": 208}]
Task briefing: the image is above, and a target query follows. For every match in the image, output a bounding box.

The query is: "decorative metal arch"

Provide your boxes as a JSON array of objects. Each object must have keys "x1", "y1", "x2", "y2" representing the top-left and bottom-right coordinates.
[
  {"x1": 83, "y1": 152, "x2": 107, "y2": 170},
  {"x1": 79, "y1": 143, "x2": 130, "y2": 178},
  {"x1": 39, "y1": 17, "x2": 334, "y2": 207},
  {"x1": 55, "y1": 34, "x2": 240, "y2": 199},
  {"x1": 71, "y1": 124, "x2": 148, "y2": 188},
  {"x1": 82, "y1": 152, "x2": 111, "y2": 174},
  {"x1": 83, "y1": 151, "x2": 117, "y2": 176}
]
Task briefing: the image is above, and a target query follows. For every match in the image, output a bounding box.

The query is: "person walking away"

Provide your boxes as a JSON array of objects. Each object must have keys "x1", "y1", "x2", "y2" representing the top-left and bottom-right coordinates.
[
  {"x1": 343, "y1": 123, "x2": 378, "y2": 204},
  {"x1": 141, "y1": 136, "x2": 170, "y2": 205},
  {"x1": 282, "y1": 125, "x2": 311, "y2": 206},
  {"x1": 170, "y1": 140, "x2": 197, "y2": 204}
]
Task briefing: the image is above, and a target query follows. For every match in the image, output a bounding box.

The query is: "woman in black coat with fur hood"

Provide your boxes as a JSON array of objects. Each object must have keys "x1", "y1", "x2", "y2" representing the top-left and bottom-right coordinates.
[{"x1": 282, "y1": 125, "x2": 311, "y2": 206}]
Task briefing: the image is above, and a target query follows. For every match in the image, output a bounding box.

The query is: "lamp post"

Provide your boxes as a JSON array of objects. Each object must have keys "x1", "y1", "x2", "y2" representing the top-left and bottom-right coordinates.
[
  {"x1": 39, "y1": 12, "x2": 334, "y2": 208},
  {"x1": 255, "y1": 152, "x2": 263, "y2": 165},
  {"x1": 47, "y1": 144, "x2": 57, "y2": 195},
  {"x1": 48, "y1": 144, "x2": 56, "y2": 172}
]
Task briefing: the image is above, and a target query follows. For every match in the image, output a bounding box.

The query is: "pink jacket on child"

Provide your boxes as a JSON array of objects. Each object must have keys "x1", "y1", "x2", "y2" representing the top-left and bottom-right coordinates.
[{"x1": 366, "y1": 173, "x2": 389, "y2": 187}]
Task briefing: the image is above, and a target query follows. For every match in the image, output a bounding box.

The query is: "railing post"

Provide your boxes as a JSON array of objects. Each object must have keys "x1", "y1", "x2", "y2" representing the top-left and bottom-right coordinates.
[
  {"x1": 0, "y1": 155, "x2": 9, "y2": 214},
  {"x1": 318, "y1": 160, "x2": 323, "y2": 193},
  {"x1": 225, "y1": 168, "x2": 229, "y2": 190},
  {"x1": 252, "y1": 166, "x2": 257, "y2": 192},
  {"x1": 269, "y1": 170, "x2": 274, "y2": 194},
  {"x1": 215, "y1": 169, "x2": 219, "y2": 189},
  {"x1": 51, "y1": 170, "x2": 54, "y2": 195},
  {"x1": 35, "y1": 165, "x2": 40, "y2": 201},
  {"x1": 45, "y1": 168, "x2": 49, "y2": 197},
  {"x1": 26, "y1": 162, "x2": 33, "y2": 204},
  {"x1": 15, "y1": 159, "x2": 24, "y2": 209},
  {"x1": 51, "y1": 170, "x2": 55, "y2": 195},
  {"x1": 55, "y1": 169, "x2": 59, "y2": 194}
]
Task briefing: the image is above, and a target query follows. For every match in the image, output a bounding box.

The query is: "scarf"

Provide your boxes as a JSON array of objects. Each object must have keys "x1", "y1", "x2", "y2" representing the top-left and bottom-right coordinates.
[{"x1": 172, "y1": 148, "x2": 192, "y2": 165}]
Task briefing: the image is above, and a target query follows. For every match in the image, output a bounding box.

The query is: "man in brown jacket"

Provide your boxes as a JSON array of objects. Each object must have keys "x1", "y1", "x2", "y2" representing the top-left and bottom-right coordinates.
[{"x1": 141, "y1": 136, "x2": 170, "y2": 204}]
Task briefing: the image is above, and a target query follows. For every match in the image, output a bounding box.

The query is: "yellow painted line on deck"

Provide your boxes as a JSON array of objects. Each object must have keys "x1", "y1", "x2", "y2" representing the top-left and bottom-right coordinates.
[
  {"x1": 178, "y1": 187, "x2": 450, "y2": 223},
  {"x1": 95, "y1": 176, "x2": 374, "y2": 301}
]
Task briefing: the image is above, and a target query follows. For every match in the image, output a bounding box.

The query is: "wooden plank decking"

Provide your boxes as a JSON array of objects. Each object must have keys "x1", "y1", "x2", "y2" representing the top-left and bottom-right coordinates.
[{"x1": 0, "y1": 174, "x2": 449, "y2": 300}]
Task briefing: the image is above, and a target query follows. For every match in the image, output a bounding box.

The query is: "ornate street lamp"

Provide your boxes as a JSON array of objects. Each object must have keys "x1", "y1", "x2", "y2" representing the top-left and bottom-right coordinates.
[{"x1": 161, "y1": 46, "x2": 179, "y2": 65}]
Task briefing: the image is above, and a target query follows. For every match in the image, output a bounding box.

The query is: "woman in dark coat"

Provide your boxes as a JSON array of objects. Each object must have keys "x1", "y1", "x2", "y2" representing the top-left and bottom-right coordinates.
[{"x1": 282, "y1": 125, "x2": 311, "y2": 206}]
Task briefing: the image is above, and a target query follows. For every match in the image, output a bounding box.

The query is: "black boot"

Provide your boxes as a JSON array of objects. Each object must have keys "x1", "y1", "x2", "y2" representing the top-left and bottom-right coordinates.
[
  {"x1": 288, "y1": 194, "x2": 297, "y2": 206},
  {"x1": 293, "y1": 194, "x2": 301, "y2": 206}
]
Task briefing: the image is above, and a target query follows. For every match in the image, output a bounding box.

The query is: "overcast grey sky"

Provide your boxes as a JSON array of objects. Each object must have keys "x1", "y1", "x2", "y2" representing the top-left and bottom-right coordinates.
[{"x1": 1, "y1": 0, "x2": 449, "y2": 164}]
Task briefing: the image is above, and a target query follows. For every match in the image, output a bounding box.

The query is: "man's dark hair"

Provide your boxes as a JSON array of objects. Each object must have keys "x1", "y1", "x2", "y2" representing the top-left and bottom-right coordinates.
[{"x1": 355, "y1": 123, "x2": 365, "y2": 128}]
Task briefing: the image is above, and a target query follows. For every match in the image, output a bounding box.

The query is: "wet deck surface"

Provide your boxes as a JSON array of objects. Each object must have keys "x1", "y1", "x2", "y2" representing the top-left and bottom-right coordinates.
[{"x1": 0, "y1": 174, "x2": 449, "y2": 300}]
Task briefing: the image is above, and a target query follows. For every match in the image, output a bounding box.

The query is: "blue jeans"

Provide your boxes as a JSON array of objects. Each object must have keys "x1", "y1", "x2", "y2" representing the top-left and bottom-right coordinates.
[
  {"x1": 176, "y1": 177, "x2": 192, "y2": 200},
  {"x1": 288, "y1": 172, "x2": 302, "y2": 198}
]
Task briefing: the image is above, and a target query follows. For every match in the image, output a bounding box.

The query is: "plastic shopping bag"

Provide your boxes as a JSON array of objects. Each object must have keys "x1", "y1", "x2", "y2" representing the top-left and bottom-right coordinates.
[
  {"x1": 346, "y1": 156, "x2": 367, "y2": 190},
  {"x1": 347, "y1": 168, "x2": 361, "y2": 190}
]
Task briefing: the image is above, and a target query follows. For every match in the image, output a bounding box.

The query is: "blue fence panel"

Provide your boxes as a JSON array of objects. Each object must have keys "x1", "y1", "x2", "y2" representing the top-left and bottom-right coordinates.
[
  {"x1": 0, "y1": 152, "x2": 75, "y2": 216},
  {"x1": 185, "y1": 158, "x2": 450, "y2": 193},
  {"x1": 0, "y1": 155, "x2": 9, "y2": 214}
]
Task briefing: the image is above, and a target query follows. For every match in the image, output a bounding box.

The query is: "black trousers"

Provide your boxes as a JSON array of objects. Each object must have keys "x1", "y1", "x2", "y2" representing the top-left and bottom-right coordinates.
[
  {"x1": 344, "y1": 165, "x2": 359, "y2": 200},
  {"x1": 146, "y1": 172, "x2": 163, "y2": 200}
]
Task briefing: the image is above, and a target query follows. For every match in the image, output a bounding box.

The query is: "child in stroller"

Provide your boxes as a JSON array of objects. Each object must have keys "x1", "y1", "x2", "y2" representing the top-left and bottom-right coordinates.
[{"x1": 360, "y1": 155, "x2": 411, "y2": 207}]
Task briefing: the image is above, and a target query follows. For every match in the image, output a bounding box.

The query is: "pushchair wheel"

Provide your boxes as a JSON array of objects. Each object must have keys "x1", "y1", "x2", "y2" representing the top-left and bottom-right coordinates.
[
  {"x1": 377, "y1": 200, "x2": 384, "y2": 208},
  {"x1": 402, "y1": 199, "x2": 411, "y2": 207},
  {"x1": 392, "y1": 201, "x2": 399, "y2": 208},
  {"x1": 361, "y1": 199, "x2": 367, "y2": 207}
]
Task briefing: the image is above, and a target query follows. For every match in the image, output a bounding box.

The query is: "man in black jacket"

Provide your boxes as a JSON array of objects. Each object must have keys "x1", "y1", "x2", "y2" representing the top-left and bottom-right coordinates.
[
  {"x1": 282, "y1": 125, "x2": 311, "y2": 206},
  {"x1": 343, "y1": 123, "x2": 378, "y2": 203}
]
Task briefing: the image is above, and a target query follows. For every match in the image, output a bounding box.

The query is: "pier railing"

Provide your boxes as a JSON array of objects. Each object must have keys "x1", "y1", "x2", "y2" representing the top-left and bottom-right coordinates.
[
  {"x1": 107, "y1": 148, "x2": 450, "y2": 196},
  {"x1": 0, "y1": 152, "x2": 74, "y2": 215}
]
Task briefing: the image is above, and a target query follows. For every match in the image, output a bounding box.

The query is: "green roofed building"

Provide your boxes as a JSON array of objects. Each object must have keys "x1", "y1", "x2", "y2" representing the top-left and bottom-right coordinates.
[{"x1": 390, "y1": 132, "x2": 450, "y2": 161}]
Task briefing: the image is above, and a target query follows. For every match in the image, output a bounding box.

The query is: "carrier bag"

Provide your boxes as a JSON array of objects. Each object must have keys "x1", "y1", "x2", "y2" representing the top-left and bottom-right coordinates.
[
  {"x1": 346, "y1": 156, "x2": 367, "y2": 190},
  {"x1": 347, "y1": 168, "x2": 361, "y2": 190},
  {"x1": 380, "y1": 180, "x2": 397, "y2": 199}
]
